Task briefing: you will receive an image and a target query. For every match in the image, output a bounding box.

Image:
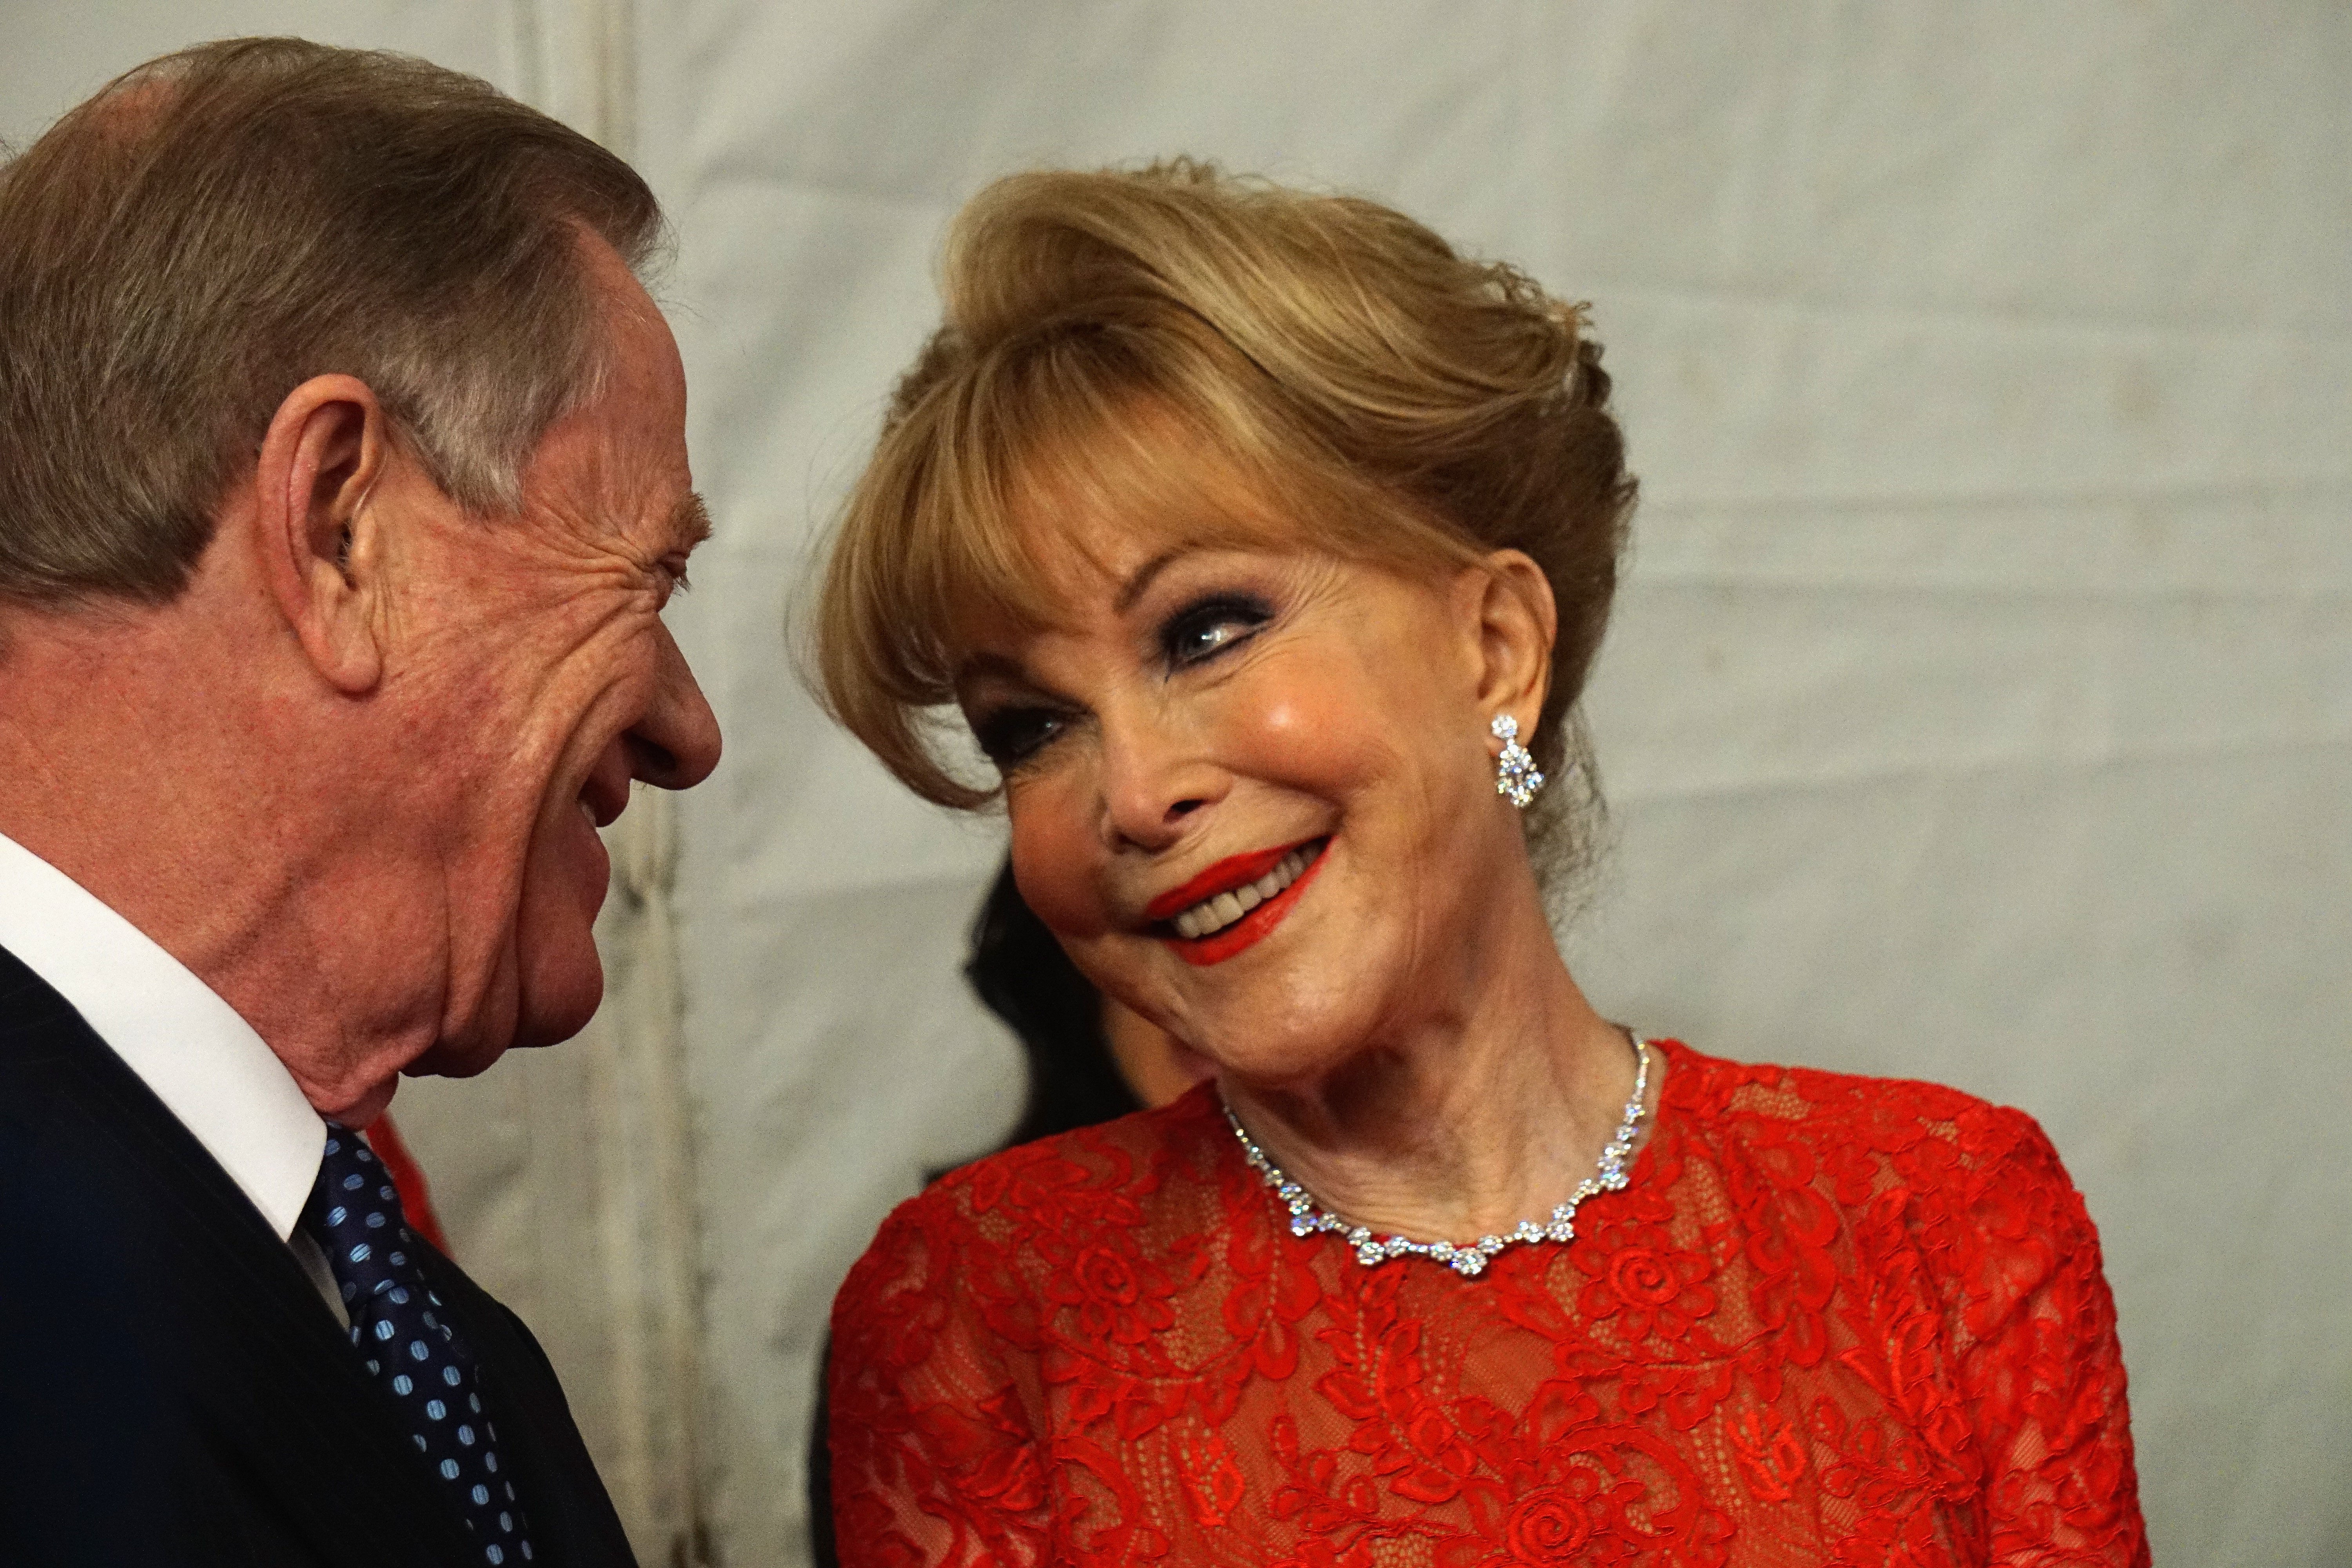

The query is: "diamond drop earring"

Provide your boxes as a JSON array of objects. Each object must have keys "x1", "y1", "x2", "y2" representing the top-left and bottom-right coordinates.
[{"x1": 1492, "y1": 714, "x2": 1545, "y2": 809}]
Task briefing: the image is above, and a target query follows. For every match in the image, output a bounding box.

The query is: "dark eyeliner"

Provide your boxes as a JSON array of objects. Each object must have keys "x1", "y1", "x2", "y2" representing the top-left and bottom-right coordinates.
[
  {"x1": 1159, "y1": 592, "x2": 1275, "y2": 670},
  {"x1": 972, "y1": 704, "x2": 1070, "y2": 768}
]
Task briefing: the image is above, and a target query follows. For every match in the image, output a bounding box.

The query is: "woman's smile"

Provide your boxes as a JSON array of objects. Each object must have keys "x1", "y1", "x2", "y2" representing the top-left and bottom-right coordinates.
[{"x1": 1147, "y1": 835, "x2": 1328, "y2": 964}]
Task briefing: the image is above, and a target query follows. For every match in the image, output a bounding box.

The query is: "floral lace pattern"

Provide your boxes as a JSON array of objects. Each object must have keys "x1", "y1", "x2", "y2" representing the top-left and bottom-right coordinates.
[{"x1": 827, "y1": 1040, "x2": 2147, "y2": 1566}]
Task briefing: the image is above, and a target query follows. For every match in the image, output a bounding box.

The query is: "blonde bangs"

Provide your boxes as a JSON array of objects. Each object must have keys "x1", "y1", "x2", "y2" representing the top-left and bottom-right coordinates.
[{"x1": 818, "y1": 305, "x2": 1434, "y2": 808}]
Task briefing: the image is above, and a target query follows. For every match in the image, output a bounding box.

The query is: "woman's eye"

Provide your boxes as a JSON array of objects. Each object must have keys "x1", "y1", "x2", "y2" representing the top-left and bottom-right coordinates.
[
  {"x1": 1161, "y1": 595, "x2": 1273, "y2": 669},
  {"x1": 973, "y1": 706, "x2": 1069, "y2": 768}
]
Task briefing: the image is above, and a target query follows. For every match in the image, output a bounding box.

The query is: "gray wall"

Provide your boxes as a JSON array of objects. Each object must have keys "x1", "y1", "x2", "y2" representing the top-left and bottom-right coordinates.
[{"x1": 8, "y1": 3, "x2": 2348, "y2": 1563}]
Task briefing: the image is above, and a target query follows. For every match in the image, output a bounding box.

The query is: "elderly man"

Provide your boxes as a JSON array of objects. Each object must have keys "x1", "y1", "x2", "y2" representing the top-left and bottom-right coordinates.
[{"x1": 0, "y1": 39, "x2": 719, "y2": 1568}]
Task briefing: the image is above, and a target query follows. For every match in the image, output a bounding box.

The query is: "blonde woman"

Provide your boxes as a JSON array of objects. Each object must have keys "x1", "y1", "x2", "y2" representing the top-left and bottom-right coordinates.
[{"x1": 814, "y1": 163, "x2": 2145, "y2": 1567}]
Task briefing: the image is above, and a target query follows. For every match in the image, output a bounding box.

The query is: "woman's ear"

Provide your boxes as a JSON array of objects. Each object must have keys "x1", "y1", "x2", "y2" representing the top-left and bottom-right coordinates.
[
  {"x1": 1464, "y1": 549, "x2": 1557, "y2": 735},
  {"x1": 249, "y1": 374, "x2": 391, "y2": 695}
]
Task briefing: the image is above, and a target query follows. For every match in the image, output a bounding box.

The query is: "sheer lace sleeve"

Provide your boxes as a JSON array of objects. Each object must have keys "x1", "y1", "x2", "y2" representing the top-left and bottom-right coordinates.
[
  {"x1": 827, "y1": 1192, "x2": 1051, "y2": 1568},
  {"x1": 1940, "y1": 1111, "x2": 2148, "y2": 1566}
]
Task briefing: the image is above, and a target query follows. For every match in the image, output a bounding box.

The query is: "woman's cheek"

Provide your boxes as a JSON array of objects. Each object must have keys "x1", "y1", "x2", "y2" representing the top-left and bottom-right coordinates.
[
  {"x1": 1222, "y1": 657, "x2": 1380, "y2": 795},
  {"x1": 1007, "y1": 779, "x2": 1111, "y2": 938},
  {"x1": 1242, "y1": 684, "x2": 1405, "y2": 809}
]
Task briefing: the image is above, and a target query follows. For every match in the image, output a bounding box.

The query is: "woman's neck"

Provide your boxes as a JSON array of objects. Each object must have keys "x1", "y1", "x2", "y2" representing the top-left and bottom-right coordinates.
[{"x1": 1214, "y1": 873, "x2": 1654, "y2": 1243}]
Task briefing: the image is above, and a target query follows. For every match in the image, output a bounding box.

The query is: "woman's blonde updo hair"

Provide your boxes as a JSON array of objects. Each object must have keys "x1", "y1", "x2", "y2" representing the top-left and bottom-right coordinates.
[{"x1": 814, "y1": 160, "x2": 1635, "y2": 877}]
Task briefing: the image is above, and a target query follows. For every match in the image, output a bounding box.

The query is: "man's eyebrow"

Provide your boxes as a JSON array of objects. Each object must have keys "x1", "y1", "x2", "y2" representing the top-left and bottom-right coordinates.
[{"x1": 669, "y1": 491, "x2": 713, "y2": 550}]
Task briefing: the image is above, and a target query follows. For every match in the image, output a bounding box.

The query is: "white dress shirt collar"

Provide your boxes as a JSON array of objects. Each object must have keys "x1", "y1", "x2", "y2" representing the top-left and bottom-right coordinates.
[{"x1": 0, "y1": 830, "x2": 325, "y2": 1240}]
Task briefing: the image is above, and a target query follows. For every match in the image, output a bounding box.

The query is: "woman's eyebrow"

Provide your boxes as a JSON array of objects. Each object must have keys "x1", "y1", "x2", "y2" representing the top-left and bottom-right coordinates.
[
  {"x1": 1114, "y1": 548, "x2": 1185, "y2": 613},
  {"x1": 955, "y1": 650, "x2": 1029, "y2": 686}
]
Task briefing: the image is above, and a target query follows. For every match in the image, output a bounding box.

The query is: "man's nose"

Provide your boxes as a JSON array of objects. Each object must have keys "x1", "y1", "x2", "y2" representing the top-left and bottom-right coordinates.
[{"x1": 625, "y1": 623, "x2": 722, "y2": 790}]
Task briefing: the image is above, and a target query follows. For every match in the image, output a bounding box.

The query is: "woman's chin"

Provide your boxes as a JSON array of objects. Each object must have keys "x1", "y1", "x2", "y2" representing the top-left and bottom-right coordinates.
[
  {"x1": 1186, "y1": 996, "x2": 1386, "y2": 1089},
  {"x1": 1177, "y1": 930, "x2": 1402, "y2": 1080}
]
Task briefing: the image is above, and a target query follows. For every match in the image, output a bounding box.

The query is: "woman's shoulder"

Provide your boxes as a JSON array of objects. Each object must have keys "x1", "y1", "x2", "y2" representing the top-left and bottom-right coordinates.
[
  {"x1": 832, "y1": 1087, "x2": 1224, "y2": 1313},
  {"x1": 1651, "y1": 1037, "x2": 2107, "y2": 1345},
  {"x1": 1651, "y1": 1034, "x2": 2078, "y2": 1203},
  {"x1": 933, "y1": 1083, "x2": 1224, "y2": 1214}
]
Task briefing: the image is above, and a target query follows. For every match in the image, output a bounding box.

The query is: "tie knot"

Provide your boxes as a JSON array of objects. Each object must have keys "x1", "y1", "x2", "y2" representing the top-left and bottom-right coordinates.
[{"x1": 305, "y1": 1122, "x2": 422, "y2": 1299}]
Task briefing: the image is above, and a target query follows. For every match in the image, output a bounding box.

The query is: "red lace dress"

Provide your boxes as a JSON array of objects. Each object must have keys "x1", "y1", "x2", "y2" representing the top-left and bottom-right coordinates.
[{"x1": 826, "y1": 1039, "x2": 2147, "y2": 1566}]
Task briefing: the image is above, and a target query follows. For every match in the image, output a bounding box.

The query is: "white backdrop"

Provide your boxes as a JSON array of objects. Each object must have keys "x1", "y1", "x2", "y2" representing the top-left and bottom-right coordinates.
[{"x1": 7, "y1": 4, "x2": 2348, "y2": 1565}]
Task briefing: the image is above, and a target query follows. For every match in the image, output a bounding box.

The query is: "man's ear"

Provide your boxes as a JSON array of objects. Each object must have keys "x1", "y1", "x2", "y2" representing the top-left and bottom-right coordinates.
[
  {"x1": 1463, "y1": 549, "x2": 1558, "y2": 736},
  {"x1": 251, "y1": 374, "x2": 392, "y2": 694}
]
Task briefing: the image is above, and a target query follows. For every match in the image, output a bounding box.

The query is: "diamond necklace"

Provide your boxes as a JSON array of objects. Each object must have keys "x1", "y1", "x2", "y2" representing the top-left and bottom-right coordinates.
[{"x1": 1220, "y1": 1033, "x2": 1652, "y2": 1278}]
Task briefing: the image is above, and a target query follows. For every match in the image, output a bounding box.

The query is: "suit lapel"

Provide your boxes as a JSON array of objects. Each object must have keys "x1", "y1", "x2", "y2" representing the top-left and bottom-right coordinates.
[
  {"x1": 420, "y1": 1246, "x2": 641, "y2": 1566},
  {"x1": 0, "y1": 946, "x2": 477, "y2": 1566}
]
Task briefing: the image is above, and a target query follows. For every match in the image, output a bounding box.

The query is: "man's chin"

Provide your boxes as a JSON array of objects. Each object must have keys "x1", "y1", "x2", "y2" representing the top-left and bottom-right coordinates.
[
  {"x1": 507, "y1": 942, "x2": 608, "y2": 1051},
  {"x1": 510, "y1": 989, "x2": 604, "y2": 1052},
  {"x1": 402, "y1": 1034, "x2": 509, "y2": 1081},
  {"x1": 402, "y1": 955, "x2": 604, "y2": 1078}
]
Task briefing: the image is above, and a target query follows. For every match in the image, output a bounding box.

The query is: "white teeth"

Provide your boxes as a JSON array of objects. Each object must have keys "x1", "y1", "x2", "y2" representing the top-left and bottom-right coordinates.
[
  {"x1": 1167, "y1": 840, "x2": 1323, "y2": 940},
  {"x1": 578, "y1": 799, "x2": 599, "y2": 828}
]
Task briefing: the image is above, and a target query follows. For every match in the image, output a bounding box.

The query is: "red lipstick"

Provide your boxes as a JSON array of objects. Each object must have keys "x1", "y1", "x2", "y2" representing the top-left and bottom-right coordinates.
[
  {"x1": 1148, "y1": 837, "x2": 1329, "y2": 967},
  {"x1": 1145, "y1": 841, "x2": 1308, "y2": 923}
]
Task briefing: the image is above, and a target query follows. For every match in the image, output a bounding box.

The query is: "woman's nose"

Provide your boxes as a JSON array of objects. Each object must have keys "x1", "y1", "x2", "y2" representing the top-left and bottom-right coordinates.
[
  {"x1": 1096, "y1": 709, "x2": 1224, "y2": 853},
  {"x1": 626, "y1": 623, "x2": 723, "y2": 791}
]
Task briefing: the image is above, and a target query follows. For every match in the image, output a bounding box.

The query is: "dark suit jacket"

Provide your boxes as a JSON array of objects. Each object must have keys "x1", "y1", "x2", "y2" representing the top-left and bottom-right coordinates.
[{"x1": 0, "y1": 944, "x2": 639, "y2": 1567}]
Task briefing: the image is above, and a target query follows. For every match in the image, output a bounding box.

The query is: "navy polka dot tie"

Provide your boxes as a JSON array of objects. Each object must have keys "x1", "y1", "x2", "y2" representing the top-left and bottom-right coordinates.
[{"x1": 304, "y1": 1122, "x2": 535, "y2": 1566}]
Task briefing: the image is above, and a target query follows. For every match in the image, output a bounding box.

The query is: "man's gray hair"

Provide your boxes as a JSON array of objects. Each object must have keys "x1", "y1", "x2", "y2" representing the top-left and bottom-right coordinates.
[{"x1": 0, "y1": 37, "x2": 665, "y2": 606}]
